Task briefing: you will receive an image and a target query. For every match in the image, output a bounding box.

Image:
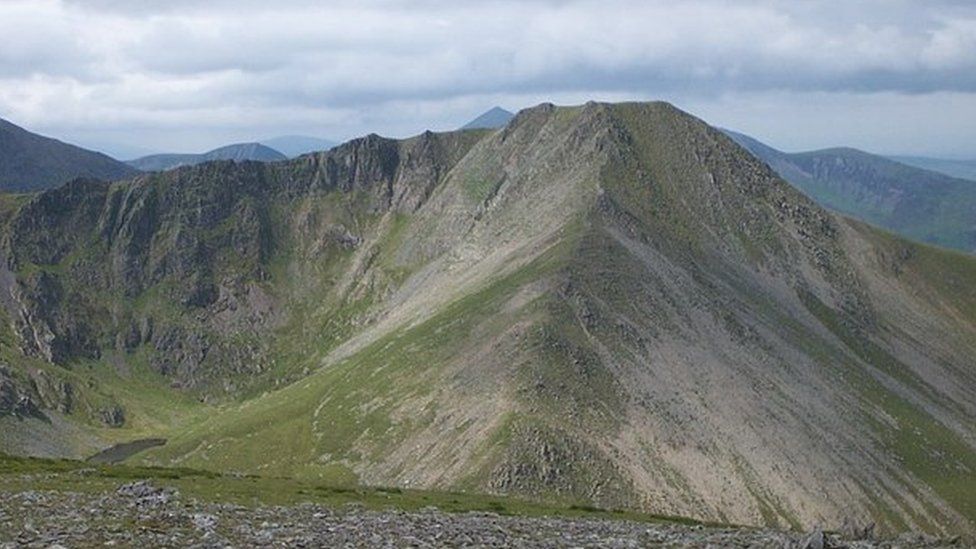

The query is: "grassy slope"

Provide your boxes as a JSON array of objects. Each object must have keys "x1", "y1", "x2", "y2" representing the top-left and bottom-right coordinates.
[
  {"x1": 781, "y1": 216, "x2": 976, "y2": 529},
  {"x1": 142, "y1": 240, "x2": 568, "y2": 476},
  {"x1": 0, "y1": 452, "x2": 709, "y2": 527}
]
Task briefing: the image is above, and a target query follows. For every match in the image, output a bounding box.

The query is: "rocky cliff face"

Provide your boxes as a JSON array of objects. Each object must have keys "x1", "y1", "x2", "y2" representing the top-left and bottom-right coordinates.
[
  {"x1": 0, "y1": 131, "x2": 484, "y2": 396},
  {"x1": 0, "y1": 103, "x2": 974, "y2": 536},
  {"x1": 0, "y1": 365, "x2": 44, "y2": 420}
]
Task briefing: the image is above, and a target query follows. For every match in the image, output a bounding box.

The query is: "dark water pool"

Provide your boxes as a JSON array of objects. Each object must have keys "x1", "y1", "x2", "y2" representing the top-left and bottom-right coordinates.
[{"x1": 87, "y1": 438, "x2": 167, "y2": 464}]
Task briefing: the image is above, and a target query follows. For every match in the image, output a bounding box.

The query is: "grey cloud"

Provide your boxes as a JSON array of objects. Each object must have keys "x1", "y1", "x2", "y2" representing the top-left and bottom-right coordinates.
[{"x1": 1, "y1": 0, "x2": 974, "y2": 156}]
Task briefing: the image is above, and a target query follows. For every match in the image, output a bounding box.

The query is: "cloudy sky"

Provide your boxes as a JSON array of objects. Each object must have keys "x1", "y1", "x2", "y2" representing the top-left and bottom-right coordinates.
[{"x1": 0, "y1": 0, "x2": 974, "y2": 159}]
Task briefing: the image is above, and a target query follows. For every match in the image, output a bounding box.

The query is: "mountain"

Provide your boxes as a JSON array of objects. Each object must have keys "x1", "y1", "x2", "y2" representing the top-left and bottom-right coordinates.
[
  {"x1": 127, "y1": 142, "x2": 287, "y2": 171},
  {"x1": 889, "y1": 155, "x2": 976, "y2": 182},
  {"x1": 261, "y1": 135, "x2": 338, "y2": 158},
  {"x1": 1, "y1": 102, "x2": 975, "y2": 536},
  {"x1": 461, "y1": 106, "x2": 515, "y2": 129},
  {"x1": 725, "y1": 130, "x2": 976, "y2": 253},
  {"x1": 0, "y1": 118, "x2": 139, "y2": 192}
]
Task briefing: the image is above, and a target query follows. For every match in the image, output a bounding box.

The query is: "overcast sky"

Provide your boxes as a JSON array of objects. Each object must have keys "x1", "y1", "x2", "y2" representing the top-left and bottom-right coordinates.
[{"x1": 1, "y1": 0, "x2": 974, "y2": 159}]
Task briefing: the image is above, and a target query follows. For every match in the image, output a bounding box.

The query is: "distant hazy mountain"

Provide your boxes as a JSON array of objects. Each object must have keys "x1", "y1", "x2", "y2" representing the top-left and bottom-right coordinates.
[
  {"x1": 127, "y1": 142, "x2": 287, "y2": 171},
  {"x1": 888, "y1": 155, "x2": 976, "y2": 182},
  {"x1": 461, "y1": 107, "x2": 515, "y2": 130},
  {"x1": 0, "y1": 117, "x2": 138, "y2": 192},
  {"x1": 725, "y1": 129, "x2": 976, "y2": 253},
  {"x1": 261, "y1": 135, "x2": 337, "y2": 158}
]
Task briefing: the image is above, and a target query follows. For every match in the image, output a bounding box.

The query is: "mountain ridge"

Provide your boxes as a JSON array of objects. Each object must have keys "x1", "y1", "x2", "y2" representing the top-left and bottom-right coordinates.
[
  {"x1": 126, "y1": 142, "x2": 287, "y2": 171},
  {"x1": 723, "y1": 129, "x2": 976, "y2": 253},
  {"x1": 889, "y1": 155, "x2": 976, "y2": 182},
  {"x1": 0, "y1": 117, "x2": 139, "y2": 192},
  {"x1": 0, "y1": 101, "x2": 974, "y2": 535}
]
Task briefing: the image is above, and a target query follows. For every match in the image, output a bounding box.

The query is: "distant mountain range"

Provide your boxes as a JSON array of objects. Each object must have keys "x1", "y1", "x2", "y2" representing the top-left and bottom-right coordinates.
[
  {"x1": 0, "y1": 117, "x2": 138, "y2": 192},
  {"x1": 260, "y1": 135, "x2": 338, "y2": 158},
  {"x1": 127, "y1": 142, "x2": 287, "y2": 171},
  {"x1": 0, "y1": 118, "x2": 339, "y2": 191},
  {"x1": 461, "y1": 107, "x2": 515, "y2": 130},
  {"x1": 724, "y1": 130, "x2": 976, "y2": 253},
  {"x1": 888, "y1": 155, "x2": 976, "y2": 182}
]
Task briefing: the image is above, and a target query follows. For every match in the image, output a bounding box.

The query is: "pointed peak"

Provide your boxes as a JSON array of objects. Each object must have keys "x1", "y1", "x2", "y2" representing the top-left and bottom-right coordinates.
[{"x1": 460, "y1": 106, "x2": 516, "y2": 130}]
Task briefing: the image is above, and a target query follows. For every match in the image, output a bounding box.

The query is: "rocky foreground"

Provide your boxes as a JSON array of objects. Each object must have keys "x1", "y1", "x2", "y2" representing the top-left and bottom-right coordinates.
[{"x1": 0, "y1": 481, "x2": 960, "y2": 548}]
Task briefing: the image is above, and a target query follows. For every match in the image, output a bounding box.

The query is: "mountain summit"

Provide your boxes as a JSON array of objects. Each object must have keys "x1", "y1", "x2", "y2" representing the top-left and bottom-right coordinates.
[
  {"x1": 0, "y1": 118, "x2": 138, "y2": 192},
  {"x1": 126, "y1": 142, "x2": 287, "y2": 171},
  {"x1": 1, "y1": 102, "x2": 974, "y2": 535},
  {"x1": 461, "y1": 106, "x2": 515, "y2": 129}
]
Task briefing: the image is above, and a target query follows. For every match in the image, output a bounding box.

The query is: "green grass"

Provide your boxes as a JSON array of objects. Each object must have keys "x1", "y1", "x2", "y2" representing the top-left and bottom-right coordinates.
[
  {"x1": 903, "y1": 242, "x2": 976, "y2": 321},
  {"x1": 0, "y1": 452, "x2": 708, "y2": 527},
  {"x1": 142, "y1": 241, "x2": 572, "y2": 480},
  {"x1": 240, "y1": 192, "x2": 412, "y2": 393},
  {"x1": 846, "y1": 219, "x2": 976, "y2": 321},
  {"x1": 80, "y1": 350, "x2": 211, "y2": 441},
  {"x1": 798, "y1": 290, "x2": 976, "y2": 525}
]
